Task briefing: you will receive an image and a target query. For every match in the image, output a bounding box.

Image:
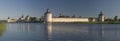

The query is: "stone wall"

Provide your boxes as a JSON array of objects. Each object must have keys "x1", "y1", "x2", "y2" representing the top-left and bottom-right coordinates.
[
  {"x1": 8, "y1": 19, "x2": 17, "y2": 23},
  {"x1": 52, "y1": 18, "x2": 89, "y2": 22}
]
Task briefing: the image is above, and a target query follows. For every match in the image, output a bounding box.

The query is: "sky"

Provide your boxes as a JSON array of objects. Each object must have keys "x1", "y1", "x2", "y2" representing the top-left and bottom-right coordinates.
[{"x1": 0, "y1": 0, "x2": 120, "y2": 20}]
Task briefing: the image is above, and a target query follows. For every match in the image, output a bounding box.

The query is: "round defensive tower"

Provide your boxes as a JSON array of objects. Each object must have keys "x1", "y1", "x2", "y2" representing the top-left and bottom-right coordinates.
[
  {"x1": 7, "y1": 17, "x2": 10, "y2": 22},
  {"x1": 98, "y1": 11, "x2": 105, "y2": 22},
  {"x1": 44, "y1": 8, "x2": 52, "y2": 23}
]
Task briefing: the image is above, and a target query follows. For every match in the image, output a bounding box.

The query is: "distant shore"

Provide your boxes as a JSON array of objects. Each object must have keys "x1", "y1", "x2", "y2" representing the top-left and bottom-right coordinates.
[{"x1": 6, "y1": 21, "x2": 120, "y2": 24}]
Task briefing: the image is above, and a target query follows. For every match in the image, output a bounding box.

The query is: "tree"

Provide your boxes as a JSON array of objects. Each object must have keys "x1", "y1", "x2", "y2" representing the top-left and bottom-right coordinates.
[
  {"x1": 79, "y1": 16, "x2": 82, "y2": 18},
  {"x1": 114, "y1": 16, "x2": 118, "y2": 21},
  {"x1": 31, "y1": 17, "x2": 37, "y2": 22},
  {"x1": 8, "y1": 17, "x2": 10, "y2": 19},
  {"x1": 59, "y1": 13, "x2": 62, "y2": 16},
  {"x1": 58, "y1": 13, "x2": 63, "y2": 17},
  {"x1": 118, "y1": 19, "x2": 120, "y2": 22},
  {"x1": 105, "y1": 18, "x2": 113, "y2": 22},
  {"x1": 72, "y1": 14, "x2": 75, "y2": 18},
  {"x1": 66, "y1": 16, "x2": 70, "y2": 18}
]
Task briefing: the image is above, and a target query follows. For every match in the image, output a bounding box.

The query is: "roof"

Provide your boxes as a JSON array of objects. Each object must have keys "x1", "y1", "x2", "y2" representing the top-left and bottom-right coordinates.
[
  {"x1": 99, "y1": 11, "x2": 104, "y2": 16},
  {"x1": 45, "y1": 8, "x2": 51, "y2": 14}
]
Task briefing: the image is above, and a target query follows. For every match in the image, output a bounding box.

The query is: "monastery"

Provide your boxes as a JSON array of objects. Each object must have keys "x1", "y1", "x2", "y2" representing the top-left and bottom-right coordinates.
[{"x1": 44, "y1": 9, "x2": 105, "y2": 23}]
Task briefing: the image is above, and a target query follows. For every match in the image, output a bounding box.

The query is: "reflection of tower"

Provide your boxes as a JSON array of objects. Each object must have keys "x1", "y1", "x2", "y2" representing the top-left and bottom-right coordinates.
[
  {"x1": 27, "y1": 23, "x2": 30, "y2": 32},
  {"x1": 98, "y1": 11, "x2": 105, "y2": 22},
  {"x1": 45, "y1": 23, "x2": 52, "y2": 40},
  {"x1": 21, "y1": 23, "x2": 25, "y2": 32},
  {"x1": 88, "y1": 24, "x2": 104, "y2": 40},
  {"x1": 100, "y1": 24, "x2": 104, "y2": 41},
  {"x1": 101, "y1": 25, "x2": 104, "y2": 37},
  {"x1": 44, "y1": 8, "x2": 52, "y2": 23}
]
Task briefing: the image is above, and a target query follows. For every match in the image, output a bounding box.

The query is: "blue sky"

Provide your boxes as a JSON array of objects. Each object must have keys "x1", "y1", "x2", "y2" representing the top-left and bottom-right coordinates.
[{"x1": 0, "y1": 0, "x2": 120, "y2": 20}]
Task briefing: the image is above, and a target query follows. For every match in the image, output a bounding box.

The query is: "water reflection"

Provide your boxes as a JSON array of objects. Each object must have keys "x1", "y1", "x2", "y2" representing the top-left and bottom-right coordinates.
[
  {"x1": 45, "y1": 23, "x2": 52, "y2": 40},
  {"x1": 101, "y1": 24, "x2": 104, "y2": 40},
  {"x1": 27, "y1": 23, "x2": 30, "y2": 32},
  {"x1": 20, "y1": 23, "x2": 30, "y2": 32},
  {"x1": 2, "y1": 23, "x2": 120, "y2": 41},
  {"x1": 47, "y1": 24, "x2": 106, "y2": 41},
  {"x1": 98, "y1": 24, "x2": 104, "y2": 41},
  {"x1": 21, "y1": 23, "x2": 25, "y2": 32},
  {"x1": 87, "y1": 24, "x2": 104, "y2": 41}
]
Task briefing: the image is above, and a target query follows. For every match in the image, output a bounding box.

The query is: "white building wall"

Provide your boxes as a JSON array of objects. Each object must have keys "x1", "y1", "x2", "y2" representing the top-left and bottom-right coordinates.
[
  {"x1": 99, "y1": 15, "x2": 105, "y2": 22},
  {"x1": 21, "y1": 18, "x2": 25, "y2": 20},
  {"x1": 101, "y1": 16, "x2": 105, "y2": 22},
  {"x1": 52, "y1": 18, "x2": 89, "y2": 22},
  {"x1": 8, "y1": 19, "x2": 17, "y2": 23}
]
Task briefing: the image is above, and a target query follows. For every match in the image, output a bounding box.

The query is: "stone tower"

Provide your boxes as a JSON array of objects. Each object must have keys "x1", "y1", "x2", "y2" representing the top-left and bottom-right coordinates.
[
  {"x1": 98, "y1": 11, "x2": 105, "y2": 22},
  {"x1": 7, "y1": 17, "x2": 10, "y2": 22},
  {"x1": 44, "y1": 8, "x2": 52, "y2": 23}
]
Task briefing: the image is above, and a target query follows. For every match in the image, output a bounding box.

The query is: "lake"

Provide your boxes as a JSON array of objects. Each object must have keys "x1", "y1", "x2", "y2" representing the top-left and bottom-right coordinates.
[{"x1": 0, "y1": 23, "x2": 120, "y2": 41}]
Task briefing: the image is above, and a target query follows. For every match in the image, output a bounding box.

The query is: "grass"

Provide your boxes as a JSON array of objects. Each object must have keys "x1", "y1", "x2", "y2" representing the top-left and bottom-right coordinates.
[{"x1": 0, "y1": 22, "x2": 5, "y2": 36}]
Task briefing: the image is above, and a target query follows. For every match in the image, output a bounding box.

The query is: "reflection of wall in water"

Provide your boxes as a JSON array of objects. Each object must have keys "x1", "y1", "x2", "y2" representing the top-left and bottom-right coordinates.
[
  {"x1": 53, "y1": 24, "x2": 89, "y2": 33},
  {"x1": 20, "y1": 23, "x2": 30, "y2": 32},
  {"x1": 52, "y1": 24, "x2": 89, "y2": 40}
]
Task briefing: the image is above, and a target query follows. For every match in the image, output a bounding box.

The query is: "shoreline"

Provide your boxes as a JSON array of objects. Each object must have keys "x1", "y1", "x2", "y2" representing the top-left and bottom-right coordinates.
[
  {"x1": 45, "y1": 22, "x2": 120, "y2": 24},
  {"x1": 5, "y1": 22, "x2": 120, "y2": 24}
]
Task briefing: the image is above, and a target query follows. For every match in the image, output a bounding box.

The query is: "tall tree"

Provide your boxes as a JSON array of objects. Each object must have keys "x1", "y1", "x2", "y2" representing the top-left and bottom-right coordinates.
[{"x1": 114, "y1": 16, "x2": 118, "y2": 21}]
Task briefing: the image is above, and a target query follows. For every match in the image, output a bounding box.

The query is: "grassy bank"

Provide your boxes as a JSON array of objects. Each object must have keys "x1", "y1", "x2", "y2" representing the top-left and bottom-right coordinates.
[{"x1": 0, "y1": 22, "x2": 5, "y2": 36}]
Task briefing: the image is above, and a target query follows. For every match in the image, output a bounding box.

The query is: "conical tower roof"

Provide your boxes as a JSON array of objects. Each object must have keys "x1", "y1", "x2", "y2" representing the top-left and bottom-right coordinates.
[
  {"x1": 99, "y1": 11, "x2": 104, "y2": 16},
  {"x1": 45, "y1": 8, "x2": 51, "y2": 14}
]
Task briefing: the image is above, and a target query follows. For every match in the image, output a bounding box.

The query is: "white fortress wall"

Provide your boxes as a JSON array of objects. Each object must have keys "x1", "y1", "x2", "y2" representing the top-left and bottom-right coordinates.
[
  {"x1": 52, "y1": 18, "x2": 89, "y2": 22},
  {"x1": 8, "y1": 19, "x2": 17, "y2": 23}
]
